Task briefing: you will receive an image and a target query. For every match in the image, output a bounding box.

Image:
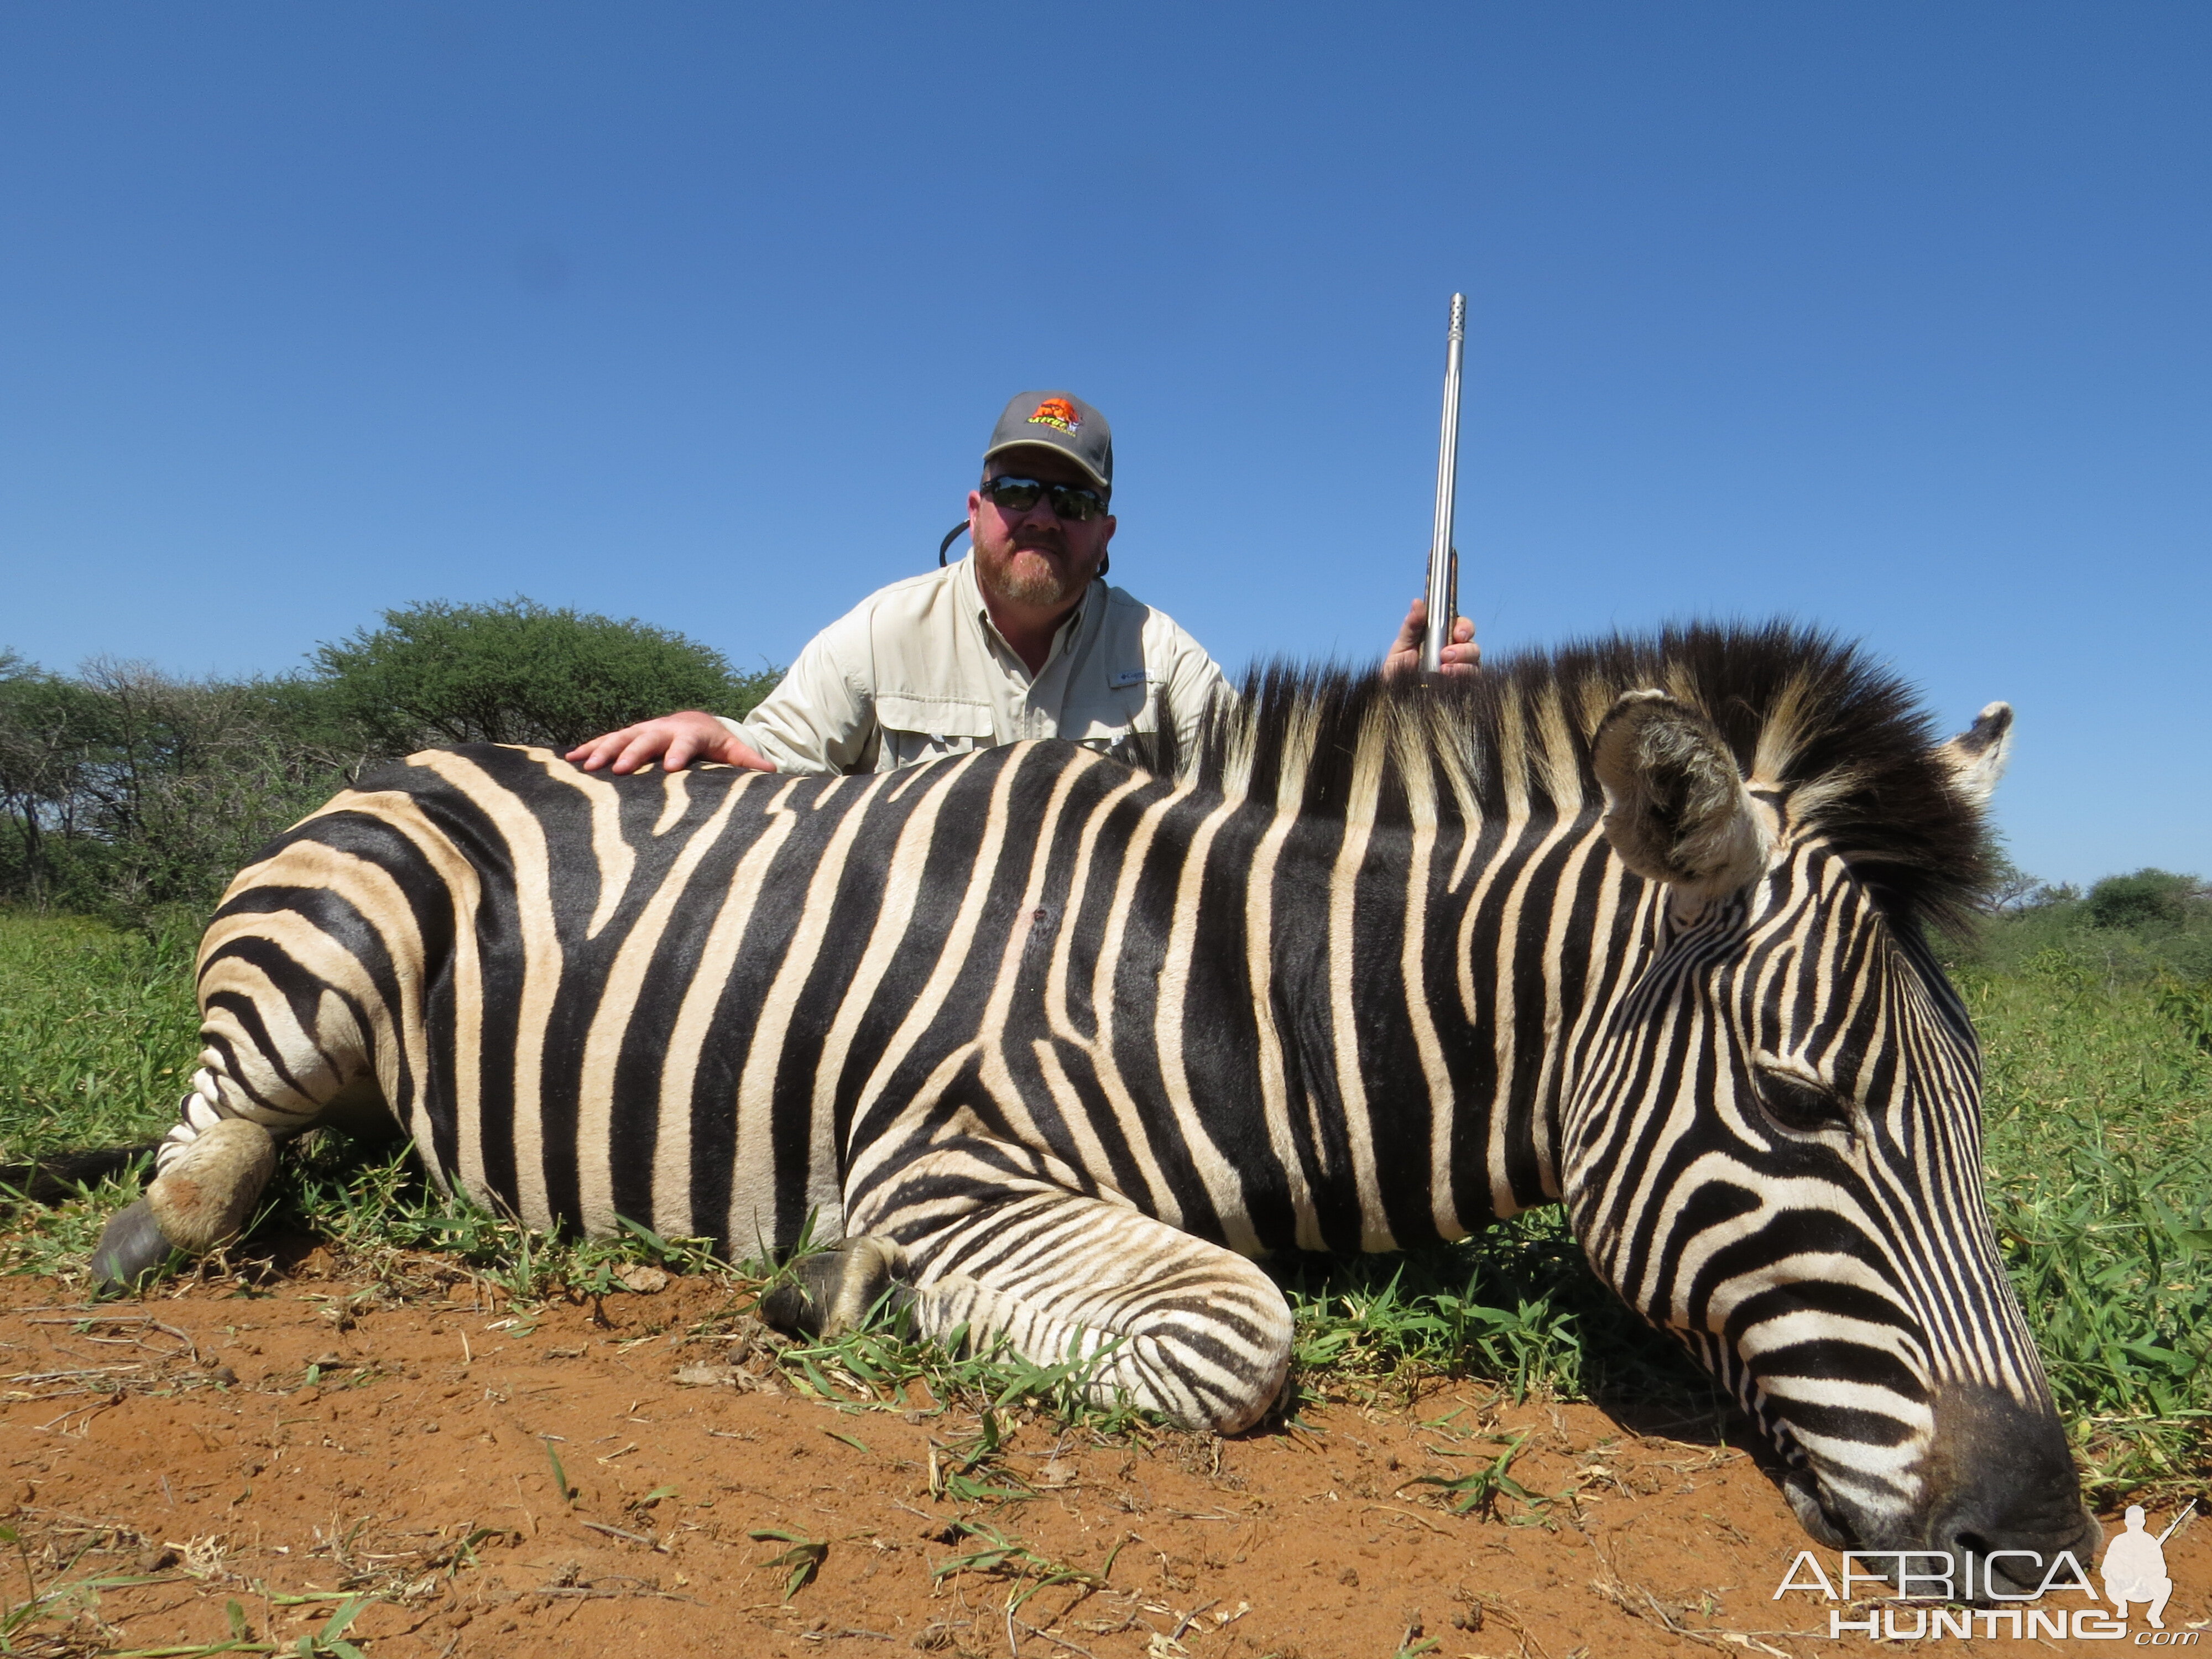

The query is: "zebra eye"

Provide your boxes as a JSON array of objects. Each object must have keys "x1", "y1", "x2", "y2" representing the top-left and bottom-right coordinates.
[{"x1": 1754, "y1": 1068, "x2": 1853, "y2": 1135}]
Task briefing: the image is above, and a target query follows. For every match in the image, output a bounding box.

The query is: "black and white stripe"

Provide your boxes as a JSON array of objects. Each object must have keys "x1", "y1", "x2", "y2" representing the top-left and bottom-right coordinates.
[{"x1": 138, "y1": 622, "x2": 2091, "y2": 1569}]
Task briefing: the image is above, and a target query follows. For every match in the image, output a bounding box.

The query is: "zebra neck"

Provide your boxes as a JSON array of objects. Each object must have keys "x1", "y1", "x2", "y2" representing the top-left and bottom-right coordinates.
[{"x1": 1214, "y1": 789, "x2": 1654, "y2": 1254}]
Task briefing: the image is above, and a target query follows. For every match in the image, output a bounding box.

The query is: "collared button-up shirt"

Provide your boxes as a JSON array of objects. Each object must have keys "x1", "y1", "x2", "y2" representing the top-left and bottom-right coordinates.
[{"x1": 718, "y1": 553, "x2": 1229, "y2": 776}]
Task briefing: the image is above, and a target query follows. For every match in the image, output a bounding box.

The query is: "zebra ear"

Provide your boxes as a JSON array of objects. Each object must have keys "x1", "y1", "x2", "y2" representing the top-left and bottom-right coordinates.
[
  {"x1": 1592, "y1": 690, "x2": 1770, "y2": 898},
  {"x1": 1935, "y1": 701, "x2": 2013, "y2": 808}
]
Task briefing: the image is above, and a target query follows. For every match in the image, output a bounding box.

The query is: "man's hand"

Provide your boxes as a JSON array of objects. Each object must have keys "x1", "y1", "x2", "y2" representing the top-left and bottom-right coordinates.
[
  {"x1": 565, "y1": 711, "x2": 778, "y2": 775},
  {"x1": 1383, "y1": 598, "x2": 1480, "y2": 680}
]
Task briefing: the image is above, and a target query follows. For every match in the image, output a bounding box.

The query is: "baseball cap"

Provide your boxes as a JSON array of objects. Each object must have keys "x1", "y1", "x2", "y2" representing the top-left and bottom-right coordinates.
[{"x1": 983, "y1": 391, "x2": 1113, "y2": 496}]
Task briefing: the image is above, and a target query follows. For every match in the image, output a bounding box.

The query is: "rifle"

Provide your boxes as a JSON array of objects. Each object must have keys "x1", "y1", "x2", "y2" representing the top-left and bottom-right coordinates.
[
  {"x1": 2157, "y1": 1500, "x2": 2198, "y2": 1545},
  {"x1": 1419, "y1": 293, "x2": 1468, "y2": 675}
]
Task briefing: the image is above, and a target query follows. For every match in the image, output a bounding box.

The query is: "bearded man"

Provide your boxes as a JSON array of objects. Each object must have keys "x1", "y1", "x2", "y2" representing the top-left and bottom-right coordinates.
[{"x1": 569, "y1": 390, "x2": 1478, "y2": 778}]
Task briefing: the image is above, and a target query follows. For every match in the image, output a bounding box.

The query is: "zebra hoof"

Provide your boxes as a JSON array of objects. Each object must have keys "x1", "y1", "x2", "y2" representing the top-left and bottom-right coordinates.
[
  {"x1": 145, "y1": 1118, "x2": 275, "y2": 1255},
  {"x1": 89, "y1": 1199, "x2": 178, "y2": 1293},
  {"x1": 759, "y1": 1237, "x2": 911, "y2": 1341}
]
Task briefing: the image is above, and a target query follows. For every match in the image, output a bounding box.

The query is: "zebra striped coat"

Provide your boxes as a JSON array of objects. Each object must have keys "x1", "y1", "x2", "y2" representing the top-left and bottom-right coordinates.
[{"x1": 101, "y1": 624, "x2": 2095, "y2": 1581}]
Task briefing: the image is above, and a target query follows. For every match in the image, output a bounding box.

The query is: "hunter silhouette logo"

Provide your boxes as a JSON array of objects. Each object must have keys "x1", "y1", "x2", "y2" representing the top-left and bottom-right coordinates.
[
  {"x1": 1026, "y1": 397, "x2": 1081, "y2": 432},
  {"x1": 2105, "y1": 1503, "x2": 2192, "y2": 1630},
  {"x1": 1771, "y1": 1501, "x2": 2198, "y2": 1641}
]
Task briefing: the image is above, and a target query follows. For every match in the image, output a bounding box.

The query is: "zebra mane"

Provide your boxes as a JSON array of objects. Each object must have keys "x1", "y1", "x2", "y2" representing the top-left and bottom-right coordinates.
[{"x1": 1139, "y1": 620, "x2": 1996, "y2": 934}]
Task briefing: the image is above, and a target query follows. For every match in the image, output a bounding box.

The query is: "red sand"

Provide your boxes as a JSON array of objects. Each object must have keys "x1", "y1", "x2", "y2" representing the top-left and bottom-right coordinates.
[{"x1": 0, "y1": 1263, "x2": 2197, "y2": 1657}]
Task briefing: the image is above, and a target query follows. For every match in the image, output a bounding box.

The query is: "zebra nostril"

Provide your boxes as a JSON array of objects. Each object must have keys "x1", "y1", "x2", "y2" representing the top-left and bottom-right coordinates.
[{"x1": 1970, "y1": 1533, "x2": 2052, "y2": 1599}]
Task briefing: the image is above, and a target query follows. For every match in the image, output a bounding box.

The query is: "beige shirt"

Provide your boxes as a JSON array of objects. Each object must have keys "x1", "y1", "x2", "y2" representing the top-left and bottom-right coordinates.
[{"x1": 721, "y1": 553, "x2": 1229, "y2": 775}]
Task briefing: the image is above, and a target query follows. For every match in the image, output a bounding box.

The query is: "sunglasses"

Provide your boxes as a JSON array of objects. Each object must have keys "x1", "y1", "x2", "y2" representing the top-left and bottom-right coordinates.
[{"x1": 978, "y1": 476, "x2": 1110, "y2": 523}]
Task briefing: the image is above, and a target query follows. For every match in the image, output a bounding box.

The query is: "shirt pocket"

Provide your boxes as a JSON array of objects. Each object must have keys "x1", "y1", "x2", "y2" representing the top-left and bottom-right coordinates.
[
  {"x1": 875, "y1": 694, "x2": 995, "y2": 771},
  {"x1": 1057, "y1": 682, "x2": 1153, "y2": 750}
]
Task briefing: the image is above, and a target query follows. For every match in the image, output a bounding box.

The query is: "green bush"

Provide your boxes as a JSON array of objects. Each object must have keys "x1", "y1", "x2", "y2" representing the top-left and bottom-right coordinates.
[
  {"x1": 1942, "y1": 864, "x2": 2212, "y2": 985},
  {"x1": 314, "y1": 597, "x2": 778, "y2": 753},
  {"x1": 1, "y1": 600, "x2": 782, "y2": 928},
  {"x1": 2088, "y1": 868, "x2": 2208, "y2": 933},
  {"x1": 0, "y1": 657, "x2": 358, "y2": 925}
]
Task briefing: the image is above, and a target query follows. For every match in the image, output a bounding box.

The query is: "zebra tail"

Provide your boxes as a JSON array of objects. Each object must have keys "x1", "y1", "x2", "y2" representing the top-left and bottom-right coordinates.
[{"x1": 0, "y1": 1146, "x2": 160, "y2": 1208}]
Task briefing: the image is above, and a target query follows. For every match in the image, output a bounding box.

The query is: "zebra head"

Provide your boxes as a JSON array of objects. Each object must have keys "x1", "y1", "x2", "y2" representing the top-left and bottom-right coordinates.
[{"x1": 1559, "y1": 682, "x2": 2098, "y2": 1592}]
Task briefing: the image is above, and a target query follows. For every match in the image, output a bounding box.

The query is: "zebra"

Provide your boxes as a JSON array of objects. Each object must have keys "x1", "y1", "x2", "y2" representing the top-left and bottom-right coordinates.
[{"x1": 82, "y1": 622, "x2": 2096, "y2": 1587}]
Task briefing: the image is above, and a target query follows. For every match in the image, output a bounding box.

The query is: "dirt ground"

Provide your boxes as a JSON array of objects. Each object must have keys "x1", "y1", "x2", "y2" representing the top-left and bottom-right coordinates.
[{"x1": 0, "y1": 1259, "x2": 2199, "y2": 1659}]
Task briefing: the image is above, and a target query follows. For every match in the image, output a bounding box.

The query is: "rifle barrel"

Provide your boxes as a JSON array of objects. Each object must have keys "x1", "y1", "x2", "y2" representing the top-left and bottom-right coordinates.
[
  {"x1": 1420, "y1": 293, "x2": 1468, "y2": 675},
  {"x1": 2157, "y1": 1500, "x2": 2197, "y2": 1545}
]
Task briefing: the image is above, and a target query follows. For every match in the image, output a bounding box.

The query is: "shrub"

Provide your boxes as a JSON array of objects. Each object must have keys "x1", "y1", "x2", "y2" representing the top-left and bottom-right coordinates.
[
  {"x1": 1945, "y1": 863, "x2": 2212, "y2": 985},
  {"x1": 0, "y1": 654, "x2": 105, "y2": 897},
  {"x1": 313, "y1": 597, "x2": 778, "y2": 754},
  {"x1": 0, "y1": 659, "x2": 362, "y2": 926},
  {"x1": 2087, "y1": 869, "x2": 2207, "y2": 933},
  {"x1": 1, "y1": 599, "x2": 782, "y2": 928}
]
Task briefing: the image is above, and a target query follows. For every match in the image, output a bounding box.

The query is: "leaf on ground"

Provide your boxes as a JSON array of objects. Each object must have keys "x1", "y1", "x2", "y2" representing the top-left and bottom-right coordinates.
[
  {"x1": 673, "y1": 1361, "x2": 740, "y2": 1387},
  {"x1": 748, "y1": 1527, "x2": 827, "y2": 1599},
  {"x1": 544, "y1": 1440, "x2": 576, "y2": 1504}
]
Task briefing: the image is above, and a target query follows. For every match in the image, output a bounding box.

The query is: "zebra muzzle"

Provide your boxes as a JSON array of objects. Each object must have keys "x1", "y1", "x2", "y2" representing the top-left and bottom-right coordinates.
[{"x1": 1780, "y1": 1468, "x2": 1853, "y2": 1550}]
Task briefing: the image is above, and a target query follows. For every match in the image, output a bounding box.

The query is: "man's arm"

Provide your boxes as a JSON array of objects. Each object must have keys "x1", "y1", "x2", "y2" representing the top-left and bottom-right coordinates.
[
  {"x1": 728, "y1": 628, "x2": 879, "y2": 775},
  {"x1": 1383, "y1": 597, "x2": 1480, "y2": 679},
  {"x1": 567, "y1": 612, "x2": 878, "y2": 776}
]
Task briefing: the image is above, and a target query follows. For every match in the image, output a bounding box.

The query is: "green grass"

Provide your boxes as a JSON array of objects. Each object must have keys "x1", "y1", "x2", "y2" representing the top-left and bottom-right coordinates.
[
  {"x1": 0, "y1": 910, "x2": 201, "y2": 1155},
  {"x1": 0, "y1": 902, "x2": 2206, "y2": 1502},
  {"x1": 1272, "y1": 1211, "x2": 1717, "y2": 1420},
  {"x1": 1965, "y1": 953, "x2": 2212, "y2": 1497}
]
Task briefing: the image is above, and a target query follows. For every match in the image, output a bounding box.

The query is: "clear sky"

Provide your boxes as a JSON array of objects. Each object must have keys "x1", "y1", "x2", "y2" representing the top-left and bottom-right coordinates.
[{"x1": 3, "y1": 4, "x2": 2205, "y2": 886}]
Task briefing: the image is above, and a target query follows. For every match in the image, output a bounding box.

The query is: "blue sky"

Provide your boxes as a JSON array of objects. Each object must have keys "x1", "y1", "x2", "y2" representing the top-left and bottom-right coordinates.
[{"x1": 2, "y1": 4, "x2": 2205, "y2": 886}]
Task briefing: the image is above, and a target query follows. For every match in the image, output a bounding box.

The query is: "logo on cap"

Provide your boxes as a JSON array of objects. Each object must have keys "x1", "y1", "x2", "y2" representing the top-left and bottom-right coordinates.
[{"x1": 1026, "y1": 397, "x2": 1081, "y2": 433}]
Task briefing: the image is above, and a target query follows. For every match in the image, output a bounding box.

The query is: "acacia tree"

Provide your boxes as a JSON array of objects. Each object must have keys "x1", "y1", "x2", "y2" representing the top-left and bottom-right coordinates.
[
  {"x1": 313, "y1": 597, "x2": 778, "y2": 754},
  {"x1": 0, "y1": 652, "x2": 105, "y2": 895},
  {"x1": 1, "y1": 599, "x2": 781, "y2": 925},
  {"x1": 2087, "y1": 869, "x2": 2210, "y2": 932}
]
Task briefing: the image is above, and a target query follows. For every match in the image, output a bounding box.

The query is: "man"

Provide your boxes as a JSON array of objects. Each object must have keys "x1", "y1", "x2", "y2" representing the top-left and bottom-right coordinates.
[{"x1": 568, "y1": 390, "x2": 1478, "y2": 778}]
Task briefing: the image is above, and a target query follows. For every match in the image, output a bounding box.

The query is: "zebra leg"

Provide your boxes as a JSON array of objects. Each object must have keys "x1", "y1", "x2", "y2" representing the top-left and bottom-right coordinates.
[
  {"x1": 90, "y1": 1117, "x2": 276, "y2": 1290},
  {"x1": 902, "y1": 1192, "x2": 1293, "y2": 1434},
  {"x1": 90, "y1": 958, "x2": 383, "y2": 1291},
  {"x1": 831, "y1": 1133, "x2": 1294, "y2": 1434}
]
